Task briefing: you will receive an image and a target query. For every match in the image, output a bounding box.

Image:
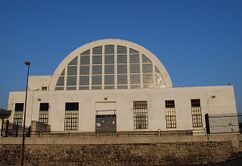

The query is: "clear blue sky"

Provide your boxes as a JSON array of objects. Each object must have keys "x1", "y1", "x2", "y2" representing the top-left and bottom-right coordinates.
[{"x1": 0, "y1": 0, "x2": 242, "y2": 112}]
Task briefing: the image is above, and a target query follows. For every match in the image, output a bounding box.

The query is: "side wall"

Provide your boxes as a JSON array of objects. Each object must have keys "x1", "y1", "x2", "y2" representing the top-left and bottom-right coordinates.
[{"x1": 8, "y1": 85, "x2": 237, "y2": 133}]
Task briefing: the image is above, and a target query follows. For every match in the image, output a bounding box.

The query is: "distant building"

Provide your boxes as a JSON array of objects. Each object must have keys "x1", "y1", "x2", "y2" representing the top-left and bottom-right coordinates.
[{"x1": 7, "y1": 39, "x2": 238, "y2": 134}]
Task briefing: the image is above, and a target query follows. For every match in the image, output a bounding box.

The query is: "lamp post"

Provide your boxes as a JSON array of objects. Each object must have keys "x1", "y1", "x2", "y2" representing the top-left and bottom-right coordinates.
[{"x1": 21, "y1": 61, "x2": 31, "y2": 166}]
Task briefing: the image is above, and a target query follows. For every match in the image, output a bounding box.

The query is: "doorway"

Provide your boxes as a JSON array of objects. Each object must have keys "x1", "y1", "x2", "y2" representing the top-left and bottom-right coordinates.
[{"x1": 96, "y1": 114, "x2": 116, "y2": 133}]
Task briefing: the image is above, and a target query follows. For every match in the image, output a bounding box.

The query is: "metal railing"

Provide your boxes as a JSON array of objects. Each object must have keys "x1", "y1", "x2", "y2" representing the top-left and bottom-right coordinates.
[
  {"x1": 1, "y1": 120, "x2": 31, "y2": 137},
  {"x1": 205, "y1": 113, "x2": 242, "y2": 134}
]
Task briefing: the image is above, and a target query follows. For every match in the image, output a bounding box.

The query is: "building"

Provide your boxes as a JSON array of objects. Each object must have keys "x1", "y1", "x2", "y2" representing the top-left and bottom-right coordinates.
[{"x1": 7, "y1": 39, "x2": 238, "y2": 134}]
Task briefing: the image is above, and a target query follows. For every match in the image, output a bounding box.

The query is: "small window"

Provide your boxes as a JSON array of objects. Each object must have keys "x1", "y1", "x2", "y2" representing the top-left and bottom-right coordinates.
[
  {"x1": 14, "y1": 103, "x2": 24, "y2": 126},
  {"x1": 65, "y1": 102, "x2": 79, "y2": 130},
  {"x1": 191, "y1": 99, "x2": 203, "y2": 128},
  {"x1": 165, "y1": 100, "x2": 176, "y2": 128},
  {"x1": 39, "y1": 103, "x2": 49, "y2": 124},
  {"x1": 133, "y1": 101, "x2": 148, "y2": 129}
]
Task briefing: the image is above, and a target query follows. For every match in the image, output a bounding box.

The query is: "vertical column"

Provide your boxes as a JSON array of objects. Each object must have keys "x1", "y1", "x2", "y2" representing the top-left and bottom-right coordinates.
[
  {"x1": 205, "y1": 114, "x2": 210, "y2": 134},
  {"x1": 114, "y1": 45, "x2": 117, "y2": 89},
  {"x1": 89, "y1": 48, "x2": 93, "y2": 90},
  {"x1": 140, "y1": 54, "x2": 143, "y2": 88},
  {"x1": 102, "y1": 45, "x2": 104, "y2": 89},
  {"x1": 127, "y1": 47, "x2": 130, "y2": 89},
  {"x1": 77, "y1": 55, "x2": 80, "y2": 90}
]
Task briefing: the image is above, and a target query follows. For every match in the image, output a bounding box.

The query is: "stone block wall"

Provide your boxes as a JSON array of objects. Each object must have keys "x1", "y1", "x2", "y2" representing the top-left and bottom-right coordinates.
[{"x1": 0, "y1": 142, "x2": 235, "y2": 166}]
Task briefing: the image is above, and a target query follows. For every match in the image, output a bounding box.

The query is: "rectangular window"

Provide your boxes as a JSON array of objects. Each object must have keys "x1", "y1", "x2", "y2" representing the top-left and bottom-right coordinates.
[
  {"x1": 65, "y1": 102, "x2": 79, "y2": 130},
  {"x1": 39, "y1": 103, "x2": 49, "y2": 124},
  {"x1": 165, "y1": 100, "x2": 176, "y2": 128},
  {"x1": 191, "y1": 99, "x2": 203, "y2": 128},
  {"x1": 133, "y1": 101, "x2": 148, "y2": 129},
  {"x1": 13, "y1": 103, "x2": 24, "y2": 126}
]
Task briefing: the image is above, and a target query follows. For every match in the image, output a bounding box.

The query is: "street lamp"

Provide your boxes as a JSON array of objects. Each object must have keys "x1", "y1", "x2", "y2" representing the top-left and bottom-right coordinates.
[{"x1": 21, "y1": 61, "x2": 31, "y2": 166}]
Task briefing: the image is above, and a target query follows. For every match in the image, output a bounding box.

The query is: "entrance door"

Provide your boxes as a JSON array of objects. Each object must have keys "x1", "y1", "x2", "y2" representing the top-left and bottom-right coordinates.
[{"x1": 96, "y1": 114, "x2": 116, "y2": 133}]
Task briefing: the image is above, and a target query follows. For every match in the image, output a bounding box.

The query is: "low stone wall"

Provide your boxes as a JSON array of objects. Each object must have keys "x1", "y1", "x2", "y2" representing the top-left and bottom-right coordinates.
[
  {"x1": 0, "y1": 142, "x2": 236, "y2": 166},
  {"x1": 0, "y1": 134, "x2": 240, "y2": 165}
]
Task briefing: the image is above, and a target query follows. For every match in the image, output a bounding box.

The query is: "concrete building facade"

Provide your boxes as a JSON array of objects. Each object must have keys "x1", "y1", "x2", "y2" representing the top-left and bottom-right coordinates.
[{"x1": 7, "y1": 39, "x2": 238, "y2": 134}]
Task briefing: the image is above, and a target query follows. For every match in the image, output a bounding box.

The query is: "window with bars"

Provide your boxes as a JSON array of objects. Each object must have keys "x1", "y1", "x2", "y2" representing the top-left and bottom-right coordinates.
[
  {"x1": 133, "y1": 101, "x2": 148, "y2": 129},
  {"x1": 13, "y1": 103, "x2": 24, "y2": 126},
  {"x1": 165, "y1": 100, "x2": 176, "y2": 128},
  {"x1": 38, "y1": 103, "x2": 49, "y2": 124},
  {"x1": 64, "y1": 102, "x2": 79, "y2": 130},
  {"x1": 191, "y1": 99, "x2": 203, "y2": 128}
]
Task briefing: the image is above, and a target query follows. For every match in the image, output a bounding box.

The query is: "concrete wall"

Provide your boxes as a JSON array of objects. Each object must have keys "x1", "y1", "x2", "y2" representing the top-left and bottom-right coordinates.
[{"x1": 8, "y1": 85, "x2": 237, "y2": 133}]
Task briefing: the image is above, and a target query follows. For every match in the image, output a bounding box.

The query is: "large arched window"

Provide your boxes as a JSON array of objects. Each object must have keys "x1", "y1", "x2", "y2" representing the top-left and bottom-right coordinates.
[{"x1": 50, "y1": 39, "x2": 172, "y2": 90}]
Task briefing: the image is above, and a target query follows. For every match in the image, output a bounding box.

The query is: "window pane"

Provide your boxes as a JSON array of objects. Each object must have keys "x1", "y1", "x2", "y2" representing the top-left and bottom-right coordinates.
[
  {"x1": 105, "y1": 55, "x2": 114, "y2": 64},
  {"x1": 131, "y1": 85, "x2": 141, "y2": 89},
  {"x1": 40, "y1": 103, "x2": 49, "y2": 111},
  {"x1": 130, "y1": 64, "x2": 140, "y2": 73},
  {"x1": 68, "y1": 57, "x2": 77, "y2": 65},
  {"x1": 117, "y1": 55, "x2": 127, "y2": 63},
  {"x1": 79, "y1": 76, "x2": 89, "y2": 85},
  {"x1": 105, "y1": 65, "x2": 114, "y2": 74},
  {"x1": 105, "y1": 75, "x2": 114, "y2": 85},
  {"x1": 142, "y1": 54, "x2": 152, "y2": 63},
  {"x1": 117, "y1": 85, "x2": 128, "y2": 89},
  {"x1": 92, "y1": 86, "x2": 102, "y2": 89},
  {"x1": 143, "y1": 74, "x2": 153, "y2": 84},
  {"x1": 104, "y1": 86, "x2": 115, "y2": 89},
  {"x1": 67, "y1": 76, "x2": 77, "y2": 85},
  {"x1": 55, "y1": 87, "x2": 64, "y2": 90},
  {"x1": 66, "y1": 86, "x2": 76, "y2": 90},
  {"x1": 105, "y1": 45, "x2": 114, "y2": 54},
  {"x1": 155, "y1": 66, "x2": 164, "y2": 84},
  {"x1": 81, "y1": 50, "x2": 90, "y2": 55},
  {"x1": 143, "y1": 64, "x2": 153, "y2": 73},
  {"x1": 79, "y1": 86, "x2": 89, "y2": 90},
  {"x1": 117, "y1": 65, "x2": 127, "y2": 74},
  {"x1": 92, "y1": 56, "x2": 102, "y2": 64},
  {"x1": 56, "y1": 76, "x2": 64, "y2": 86},
  {"x1": 80, "y1": 66, "x2": 89, "y2": 75},
  {"x1": 117, "y1": 45, "x2": 127, "y2": 54},
  {"x1": 130, "y1": 54, "x2": 139, "y2": 63},
  {"x1": 93, "y1": 46, "x2": 102, "y2": 54},
  {"x1": 65, "y1": 102, "x2": 79, "y2": 110},
  {"x1": 117, "y1": 75, "x2": 127, "y2": 84},
  {"x1": 92, "y1": 75, "x2": 102, "y2": 85},
  {"x1": 60, "y1": 69, "x2": 65, "y2": 76},
  {"x1": 130, "y1": 74, "x2": 140, "y2": 84},
  {"x1": 92, "y1": 65, "x2": 102, "y2": 75},
  {"x1": 191, "y1": 99, "x2": 201, "y2": 107},
  {"x1": 80, "y1": 56, "x2": 90, "y2": 65},
  {"x1": 130, "y1": 48, "x2": 139, "y2": 54},
  {"x1": 67, "y1": 66, "x2": 77, "y2": 75},
  {"x1": 15, "y1": 103, "x2": 24, "y2": 111}
]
